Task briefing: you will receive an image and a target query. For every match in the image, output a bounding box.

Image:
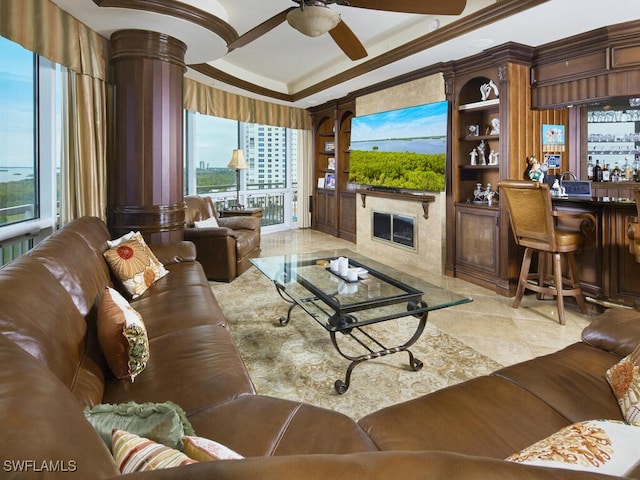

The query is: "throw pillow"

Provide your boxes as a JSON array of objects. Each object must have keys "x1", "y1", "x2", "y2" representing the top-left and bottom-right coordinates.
[
  {"x1": 182, "y1": 436, "x2": 244, "y2": 461},
  {"x1": 112, "y1": 429, "x2": 197, "y2": 473},
  {"x1": 194, "y1": 216, "x2": 219, "y2": 228},
  {"x1": 97, "y1": 287, "x2": 150, "y2": 382},
  {"x1": 606, "y1": 344, "x2": 640, "y2": 423},
  {"x1": 106, "y1": 231, "x2": 135, "y2": 248},
  {"x1": 84, "y1": 401, "x2": 195, "y2": 451},
  {"x1": 506, "y1": 419, "x2": 640, "y2": 476},
  {"x1": 103, "y1": 231, "x2": 169, "y2": 298}
]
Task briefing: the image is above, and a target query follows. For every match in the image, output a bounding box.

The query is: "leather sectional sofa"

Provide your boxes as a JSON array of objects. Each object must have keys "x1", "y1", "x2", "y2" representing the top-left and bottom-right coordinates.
[{"x1": 1, "y1": 216, "x2": 639, "y2": 479}]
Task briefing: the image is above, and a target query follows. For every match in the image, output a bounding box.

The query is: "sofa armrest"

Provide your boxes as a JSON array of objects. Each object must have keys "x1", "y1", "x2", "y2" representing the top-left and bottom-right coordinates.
[
  {"x1": 582, "y1": 307, "x2": 640, "y2": 357},
  {"x1": 184, "y1": 226, "x2": 238, "y2": 239},
  {"x1": 218, "y1": 215, "x2": 261, "y2": 231},
  {"x1": 149, "y1": 241, "x2": 197, "y2": 265},
  {"x1": 113, "y1": 451, "x2": 618, "y2": 480}
]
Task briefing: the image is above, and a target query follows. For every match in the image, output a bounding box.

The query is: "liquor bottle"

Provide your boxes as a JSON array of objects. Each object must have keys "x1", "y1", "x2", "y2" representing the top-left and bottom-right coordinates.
[
  {"x1": 593, "y1": 159, "x2": 603, "y2": 182},
  {"x1": 612, "y1": 163, "x2": 621, "y2": 182},
  {"x1": 624, "y1": 157, "x2": 633, "y2": 181},
  {"x1": 602, "y1": 163, "x2": 610, "y2": 182},
  {"x1": 587, "y1": 156, "x2": 594, "y2": 180}
]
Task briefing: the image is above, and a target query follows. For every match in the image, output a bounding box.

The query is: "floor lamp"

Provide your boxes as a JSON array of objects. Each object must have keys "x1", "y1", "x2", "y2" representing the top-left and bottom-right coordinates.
[{"x1": 227, "y1": 149, "x2": 248, "y2": 210}]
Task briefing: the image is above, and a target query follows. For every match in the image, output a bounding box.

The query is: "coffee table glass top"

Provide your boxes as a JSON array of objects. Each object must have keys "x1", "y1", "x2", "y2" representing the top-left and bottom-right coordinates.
[{"x1": 251, "y1": 250, "x2": 472, "y2": 332}]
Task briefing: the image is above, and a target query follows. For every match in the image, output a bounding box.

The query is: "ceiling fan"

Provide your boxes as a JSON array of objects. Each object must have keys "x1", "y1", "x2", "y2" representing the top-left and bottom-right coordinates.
[{"x1": 228, "y1": 0, "x2": 467, "y2": 61}]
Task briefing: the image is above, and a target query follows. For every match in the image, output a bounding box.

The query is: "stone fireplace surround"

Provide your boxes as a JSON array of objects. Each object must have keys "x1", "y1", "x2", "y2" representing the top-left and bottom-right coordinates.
[{"x1": 355, "y1": 191, "x2": 445, "y2": 276}]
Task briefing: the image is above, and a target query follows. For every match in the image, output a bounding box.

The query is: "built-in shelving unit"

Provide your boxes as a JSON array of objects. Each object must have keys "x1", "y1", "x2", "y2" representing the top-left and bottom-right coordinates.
[
  {"x1": 310, "y1": 100, "x2": 356, "y2": 242},
  {"x1": 444, "y1": 43, "x2": 552, "y2": 297}
]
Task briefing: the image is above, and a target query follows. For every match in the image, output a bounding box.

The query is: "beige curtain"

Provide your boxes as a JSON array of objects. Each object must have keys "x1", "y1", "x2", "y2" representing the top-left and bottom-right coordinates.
[
  {"x1": 297, "y1": 130, "x2": 314, "y2": 228},
  {"x1": 0, "y1": 0, "x2": 109, "y2": 82},
  {"x1": 184, "y1": 78, "x2": 312, "y2": 131},
  {"x1": 60, "y1": 71, "x2": 108, "y2": 224},
  {"x1": 1, "y1": 0, "x2": 110, "y2": 224}
]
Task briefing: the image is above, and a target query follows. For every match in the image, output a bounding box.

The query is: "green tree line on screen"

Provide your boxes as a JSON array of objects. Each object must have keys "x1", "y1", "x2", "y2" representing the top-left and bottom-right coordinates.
[{"x1": 349, "y1": 150, "x2": 445, "y2": 192}]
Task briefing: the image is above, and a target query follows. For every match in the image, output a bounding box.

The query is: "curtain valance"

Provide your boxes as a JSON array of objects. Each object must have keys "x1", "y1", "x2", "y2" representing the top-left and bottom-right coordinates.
[
  {"x1": 184, "y1": 78, "x2": 311, "y2": 131},
  {"x1": 0, "y1": 0, "x2": 109, "y2": 81}
]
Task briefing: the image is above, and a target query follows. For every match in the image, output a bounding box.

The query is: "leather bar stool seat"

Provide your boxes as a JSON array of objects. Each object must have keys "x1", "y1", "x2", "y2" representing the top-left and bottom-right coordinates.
[{"x1": 498, "y1": 180, "x2": 595, "y2": 325}]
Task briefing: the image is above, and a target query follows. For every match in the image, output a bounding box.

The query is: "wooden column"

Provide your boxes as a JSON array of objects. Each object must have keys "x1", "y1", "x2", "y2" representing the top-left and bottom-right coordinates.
[{"x1": 108, "y1": 29, "x2": 186, "y2": 243}]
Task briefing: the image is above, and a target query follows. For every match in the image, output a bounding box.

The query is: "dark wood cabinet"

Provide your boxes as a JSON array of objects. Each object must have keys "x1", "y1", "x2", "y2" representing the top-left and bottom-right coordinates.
[
  {"x1": 454, "y1": 204, "x2": 500, "y2": 289},
  {"x1": 310, "y1": 100, "x2": 356, "y2": 242},
  {"x1": 552, "y1": 199, "x2": 640, "y2": 307}
]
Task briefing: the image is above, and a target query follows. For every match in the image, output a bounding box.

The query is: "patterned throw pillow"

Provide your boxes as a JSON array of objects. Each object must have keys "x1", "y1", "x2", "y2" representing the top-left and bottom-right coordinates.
[
  {"x1": 103, "y1": 231, "x2": 168, "y2": 299},
  {"x1": 97, "y1": 287, "x2": 150, "y2": 382},
  {"x1": 194, "y1": 216, "x2": 219, "y2": 228},
  {"x1": 112, "y1": 430, "x2": 196, "y2": 473},
  {"x1": 84, "y1": 401, "x2": 195, "y2": 451},
  {"x1": 506, "y1": 420, "x2": 640, "y2": 475},
  {"x1": 606, "y1": 344, "x2": 640, "y2": 423},
  {"x1": 182, "y1": 436, "x2": 244, "y2": 461}
]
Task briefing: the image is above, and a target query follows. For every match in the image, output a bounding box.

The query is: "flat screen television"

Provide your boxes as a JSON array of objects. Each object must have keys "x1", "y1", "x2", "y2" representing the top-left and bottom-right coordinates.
[{"x1": 349, "y1": 100, "x2": 448, "y2": 192}]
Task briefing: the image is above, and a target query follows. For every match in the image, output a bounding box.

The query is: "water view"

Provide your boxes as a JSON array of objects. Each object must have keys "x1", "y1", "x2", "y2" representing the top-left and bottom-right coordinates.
[
  {"x1": 350, "y1": 137, "x2": 446, "y2": 155},
  {"x1": 0, "y1": 166, "x2": 34, "y2": 183}
]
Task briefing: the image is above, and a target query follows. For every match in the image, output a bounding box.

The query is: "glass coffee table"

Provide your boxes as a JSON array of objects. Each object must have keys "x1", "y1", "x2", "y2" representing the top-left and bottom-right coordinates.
[{"x1": 250, "y1": 250, "x2": 472, "y2": 394}]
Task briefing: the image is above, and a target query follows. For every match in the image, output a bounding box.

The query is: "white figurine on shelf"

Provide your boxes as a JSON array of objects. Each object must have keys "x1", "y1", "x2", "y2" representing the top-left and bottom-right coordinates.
[
  {"x1": 490, "y1": 117, "x2": 500, "y2": 135},
  {"x1": 488, "y1": 150, "x2": 499, "y2": 165},
  {"x1": 480, "y1": 79, "x2": 500, "y2": 101},
  {"x1": 489, "y1": 79, "x2": 499, "y2": 97},
  {"x1": 469, "y1": 148, "x2": 478, "y2": 166},
  {"x1": 477, "y1": 140, "x2": 487, "y2": 165},
  {"x1": 480, "y1": 83, "x2": 491, "y2": 101}
]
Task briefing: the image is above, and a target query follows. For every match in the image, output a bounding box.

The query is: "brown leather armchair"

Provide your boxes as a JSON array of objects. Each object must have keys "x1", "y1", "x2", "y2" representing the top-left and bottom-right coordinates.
[{"x1": 184, "y1": 195, "x2": 261, "y2": 281}]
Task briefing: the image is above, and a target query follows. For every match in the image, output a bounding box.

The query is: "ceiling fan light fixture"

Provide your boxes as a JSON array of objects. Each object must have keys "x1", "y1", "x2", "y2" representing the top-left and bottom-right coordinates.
[{"x1": 286, "y1": 5, "x2": 341, "y2": 37}]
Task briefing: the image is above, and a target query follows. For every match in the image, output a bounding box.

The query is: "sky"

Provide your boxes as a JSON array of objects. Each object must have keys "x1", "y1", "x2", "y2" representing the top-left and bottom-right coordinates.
[
  {"x1": 193, "y1": 113, "x2": 239, "y2": 168},
  {"x1": 0, "y1": 36, "x2": 35, "y2": 169},
  {"x1": 350, "y1": 100, "x2": 448, "y2": 142}
]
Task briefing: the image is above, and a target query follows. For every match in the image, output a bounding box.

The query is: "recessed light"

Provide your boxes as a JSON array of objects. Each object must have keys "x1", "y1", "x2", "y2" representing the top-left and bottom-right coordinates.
[{"x1": 468, "y1": 39, "x2": 495, "y2": 50}]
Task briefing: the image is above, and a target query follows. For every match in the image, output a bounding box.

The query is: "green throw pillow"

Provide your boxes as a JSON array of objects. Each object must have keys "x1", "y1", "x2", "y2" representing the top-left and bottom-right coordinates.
[{"x1": 84, "y1": 401, "x2": 195, "y2": 451}]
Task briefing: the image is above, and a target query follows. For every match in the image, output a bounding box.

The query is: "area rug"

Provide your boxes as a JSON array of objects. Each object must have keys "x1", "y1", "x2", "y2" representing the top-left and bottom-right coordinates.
[{"x1": 211, "y1": 267, "x2": 503, "y2": 420}]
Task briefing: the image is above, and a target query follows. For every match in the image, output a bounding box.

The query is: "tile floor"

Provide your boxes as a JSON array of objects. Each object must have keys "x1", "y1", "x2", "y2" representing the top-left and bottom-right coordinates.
[{"x1": 260, "y1": 228, "x2": 611, "y2": 368}]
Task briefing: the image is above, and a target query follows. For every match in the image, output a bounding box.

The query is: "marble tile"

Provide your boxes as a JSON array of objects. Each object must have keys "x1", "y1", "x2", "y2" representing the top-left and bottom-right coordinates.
[{"x1": 260, "y1": 228, "x2": 598, "y2": 368}]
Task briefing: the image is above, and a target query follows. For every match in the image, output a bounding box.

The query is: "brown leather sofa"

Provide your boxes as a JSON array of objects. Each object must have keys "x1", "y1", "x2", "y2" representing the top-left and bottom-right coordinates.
[
  {"x1": 184, "y1": 195, "x2": 261, "y2": 281},
  {"x1": 1, "y1": 216, "x2": 639, "y2": 479}
]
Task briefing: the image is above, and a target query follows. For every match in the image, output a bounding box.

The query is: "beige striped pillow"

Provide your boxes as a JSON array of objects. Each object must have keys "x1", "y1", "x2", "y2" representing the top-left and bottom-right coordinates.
[{"x1": 112, "y1": 429, "x2": 196, "y2": 473}]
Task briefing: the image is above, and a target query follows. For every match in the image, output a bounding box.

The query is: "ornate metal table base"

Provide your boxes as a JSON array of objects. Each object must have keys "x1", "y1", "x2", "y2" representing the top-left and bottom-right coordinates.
[
  {"x1": 330, "y1": 302, "x2": 427, "y2": 395},
  {"x1": 275, "y1": 280, "x2": 429, "y2": 394}
]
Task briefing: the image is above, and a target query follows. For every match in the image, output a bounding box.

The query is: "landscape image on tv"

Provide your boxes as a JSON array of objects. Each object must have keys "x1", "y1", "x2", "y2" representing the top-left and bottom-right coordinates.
[{"x1": 349, "y1": 101, "x2": 448, "y2": 192}]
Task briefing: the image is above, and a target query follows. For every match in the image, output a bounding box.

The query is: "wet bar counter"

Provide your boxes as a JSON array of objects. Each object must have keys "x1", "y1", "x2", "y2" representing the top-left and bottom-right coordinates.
[{"x1": 551, "y1": 196, "x2": 639, "y2": 307}]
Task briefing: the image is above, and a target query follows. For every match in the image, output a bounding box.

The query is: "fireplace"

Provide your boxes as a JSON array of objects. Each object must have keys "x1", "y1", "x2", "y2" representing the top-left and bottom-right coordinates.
[{"x1": 372, "y1": 212, "x2": 416, "y2": 250}]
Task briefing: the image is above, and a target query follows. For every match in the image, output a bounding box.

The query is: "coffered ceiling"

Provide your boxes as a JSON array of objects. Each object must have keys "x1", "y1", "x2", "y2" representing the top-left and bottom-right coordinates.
[{"x1": 51, "y1": 0, "x2": 637, "y2": 108}]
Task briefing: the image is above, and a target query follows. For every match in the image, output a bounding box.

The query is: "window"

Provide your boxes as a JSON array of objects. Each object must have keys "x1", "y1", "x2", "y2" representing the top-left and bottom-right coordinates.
[
  {"x1": 184, "y1": 111, "x2": 300, "y2": 232},
  {"x1": 0, "y1": 35, "x2": 63, "y2": 264},
  {"x1": 0, "y1": 37, "x2": 37, "y2": 227}
]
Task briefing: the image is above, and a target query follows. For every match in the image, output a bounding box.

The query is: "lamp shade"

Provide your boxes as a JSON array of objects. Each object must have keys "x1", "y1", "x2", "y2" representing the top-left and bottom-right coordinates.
[
  {"x1": 286, "y1": 6, "x2": 341, "y2": 38},
  {"x1": 227, "y1": 149, "x2": 248, "y2": 170}
]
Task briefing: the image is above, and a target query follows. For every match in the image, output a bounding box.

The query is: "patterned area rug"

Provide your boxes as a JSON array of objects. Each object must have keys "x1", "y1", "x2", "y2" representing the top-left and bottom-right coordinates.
[{"x1": 211, "y1": 267, "x2": 503, "y2": 420}]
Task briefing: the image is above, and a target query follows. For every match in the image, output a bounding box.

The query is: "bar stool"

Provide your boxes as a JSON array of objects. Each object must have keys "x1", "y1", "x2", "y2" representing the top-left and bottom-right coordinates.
[
  {"x1": 498, "y1": 180, "x2": 595, "y2": 325},
  {"x1": 629, "y1": 189, "x2": 640, "y2": 263}
]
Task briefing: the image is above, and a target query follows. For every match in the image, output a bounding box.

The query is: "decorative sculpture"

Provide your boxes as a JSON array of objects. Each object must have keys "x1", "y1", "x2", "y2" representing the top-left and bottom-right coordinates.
[
  {"x1": 470, "y1": 148, "x2": 478, "y2": 166},
  {"x1": 480, "y1": 79, "x2": 500, "y2": 101},
  {"x1": 477, "y1": 140, "x2": 487, "y2": 165}
]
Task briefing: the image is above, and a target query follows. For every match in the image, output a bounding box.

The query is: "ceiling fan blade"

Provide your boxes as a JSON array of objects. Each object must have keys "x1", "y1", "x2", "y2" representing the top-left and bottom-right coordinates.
[
  {"x1": 329, "y1": 20, "x2": 367, "y2": 61},
  {"x1": 344, "y1": 0, "x2": 467, "y2": 15},
  {"x1": 229, "y1": 7, "x2": 296, "y2": 50}
]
